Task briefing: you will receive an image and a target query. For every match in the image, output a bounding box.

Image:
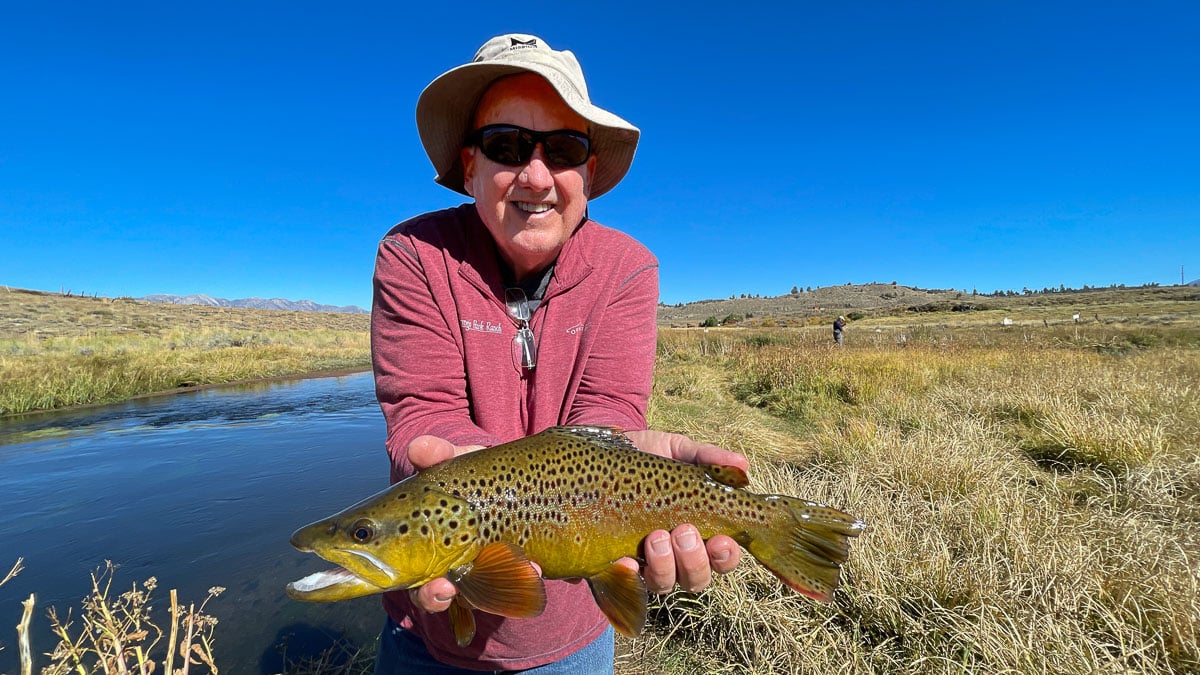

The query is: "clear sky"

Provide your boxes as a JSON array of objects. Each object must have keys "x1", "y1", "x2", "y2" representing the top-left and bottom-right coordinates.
[{"x1": 2, "y1": 2, "x2": 1197, "y2": 309}]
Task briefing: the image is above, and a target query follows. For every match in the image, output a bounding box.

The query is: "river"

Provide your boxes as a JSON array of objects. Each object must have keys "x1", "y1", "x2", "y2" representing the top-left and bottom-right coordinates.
[{"x1": 0, "y1": 371, "x2": 391, "y2": 673}]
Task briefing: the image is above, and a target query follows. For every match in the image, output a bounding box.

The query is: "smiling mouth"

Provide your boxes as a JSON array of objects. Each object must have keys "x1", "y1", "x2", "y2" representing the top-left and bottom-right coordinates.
[{"x1": 514, "y1": 201, "x2": 554, "y2": 214}]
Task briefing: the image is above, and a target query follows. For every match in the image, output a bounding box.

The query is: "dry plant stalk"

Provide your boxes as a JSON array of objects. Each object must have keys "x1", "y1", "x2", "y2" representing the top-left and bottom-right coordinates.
[
  {"x1": 3, "y1": 558, "x2": 29, "y2": 672},
  {"x1": 39, "y1": 561, "x2": 224, "y2": 675},
  {"x1": 2, "y1": 557, "x2": 23, "y2": 587},
  {"x1": 19, "y1": 593, "x2": 35, "y2": 675}
]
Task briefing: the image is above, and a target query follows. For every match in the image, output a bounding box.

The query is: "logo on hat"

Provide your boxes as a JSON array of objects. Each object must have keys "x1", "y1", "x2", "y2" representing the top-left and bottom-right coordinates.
[{"x1": 509, "y1": 37, "x2": 538, "y2": 49}]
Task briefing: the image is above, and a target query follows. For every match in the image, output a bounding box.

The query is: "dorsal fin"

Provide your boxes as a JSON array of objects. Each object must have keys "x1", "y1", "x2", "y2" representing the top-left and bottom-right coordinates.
[
  {"x1": 585, "y1": 562, "x2": 648, "y2": 637},
  {"x1": 448, "y1": 541, "x2": 546, "y2": 619},
  {"x1": 538, "y1": 425, "x2": 640, "y2": 453},
  {"x1": 703, "y1": 463, "x2": 750, "y2": 488}
]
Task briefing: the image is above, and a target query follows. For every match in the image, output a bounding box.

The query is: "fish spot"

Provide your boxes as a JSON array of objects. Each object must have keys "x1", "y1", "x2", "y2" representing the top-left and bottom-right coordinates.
[
  {"x1": 398, "y1": 523, "x2": 409, "y2": 535},
  {"x1": 420, "y1": 525, "x2": 429, "y2": 535}
]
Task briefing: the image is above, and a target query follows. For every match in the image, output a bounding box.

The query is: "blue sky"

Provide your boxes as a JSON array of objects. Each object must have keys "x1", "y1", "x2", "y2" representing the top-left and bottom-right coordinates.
[{"x1": 2, "y1": 2, "x2": 1197, "y2": 309}]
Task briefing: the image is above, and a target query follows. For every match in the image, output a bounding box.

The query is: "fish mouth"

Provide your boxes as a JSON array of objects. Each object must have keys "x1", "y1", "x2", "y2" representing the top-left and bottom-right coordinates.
[
  {"x1": 286, "y1": 566, "x2": 392, "y2": 602},
  {"x1": 339, "y1": 549, "x2": 398, "y2": 587},
  {"x1": 294, "y1": 546, "x2": 399, "y2": 591}
]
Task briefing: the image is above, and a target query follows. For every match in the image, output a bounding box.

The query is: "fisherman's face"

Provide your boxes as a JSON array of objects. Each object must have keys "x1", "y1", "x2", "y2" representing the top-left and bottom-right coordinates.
[{"x1": 462, "y1": 73, "x2": 595, "y2": 281}]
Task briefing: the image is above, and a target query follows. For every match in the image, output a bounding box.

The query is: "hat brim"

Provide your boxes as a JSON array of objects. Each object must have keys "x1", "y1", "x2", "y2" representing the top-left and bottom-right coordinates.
[{"x1": 416, "y1": 61, "x2": 639, "y2": 198}]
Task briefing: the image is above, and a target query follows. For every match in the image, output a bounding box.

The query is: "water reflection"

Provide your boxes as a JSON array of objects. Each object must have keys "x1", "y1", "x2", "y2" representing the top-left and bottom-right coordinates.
[{"x1": 0, "y1": 372, "x2": 390, "y2": 673}]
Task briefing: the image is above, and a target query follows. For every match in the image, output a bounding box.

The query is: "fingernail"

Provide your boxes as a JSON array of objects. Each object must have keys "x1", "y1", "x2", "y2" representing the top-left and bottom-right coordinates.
[
  {"x1": 712, "y1": 548, "x2": 730, "y2": 564},
  {"x1": 676, "y1": 529, "x2": 699, "y2": 551},
  {"x1": 433, "y1": 592, "x2": 452, "y2": 603},
  {"x1": 650, "y1": 534, "x2": 671, "y2": 556}
]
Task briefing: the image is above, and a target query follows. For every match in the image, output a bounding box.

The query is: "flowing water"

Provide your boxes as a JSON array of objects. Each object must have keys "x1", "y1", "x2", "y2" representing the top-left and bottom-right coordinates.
[{"x1": 0, "y1": 371, "x2": 391, "y2": 673}]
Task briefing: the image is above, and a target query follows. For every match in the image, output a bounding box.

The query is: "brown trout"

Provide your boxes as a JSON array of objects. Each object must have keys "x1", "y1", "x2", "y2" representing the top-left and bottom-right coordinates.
[{"x1": 287, "y1": 425, "x2": 864, "y2": 645}]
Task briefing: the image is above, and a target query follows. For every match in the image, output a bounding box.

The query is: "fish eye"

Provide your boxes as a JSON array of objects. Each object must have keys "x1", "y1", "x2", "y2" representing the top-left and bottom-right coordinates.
[{"x1": 350, "y1": 520, "x2": 375, "y2": 542}]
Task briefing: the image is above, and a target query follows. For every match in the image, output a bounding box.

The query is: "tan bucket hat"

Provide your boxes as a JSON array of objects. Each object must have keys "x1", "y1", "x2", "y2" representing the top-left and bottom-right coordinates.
[{"x1": 416, "y1": 34, "x2": 640, "y2": 198}]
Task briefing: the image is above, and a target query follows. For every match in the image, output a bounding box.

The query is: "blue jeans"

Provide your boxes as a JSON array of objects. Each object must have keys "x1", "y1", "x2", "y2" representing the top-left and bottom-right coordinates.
[{"x1": 373, "y1": 616, "x2": 615, "y2": 674}]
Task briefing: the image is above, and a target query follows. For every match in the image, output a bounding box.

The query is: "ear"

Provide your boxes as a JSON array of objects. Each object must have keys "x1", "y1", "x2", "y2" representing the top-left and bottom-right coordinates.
[
  {"x1": 461, "y1": 146, "x2": 477, "y2": 197},
  {"x1": 583, "y1": 154, "x2": 598, "y2": 197}
]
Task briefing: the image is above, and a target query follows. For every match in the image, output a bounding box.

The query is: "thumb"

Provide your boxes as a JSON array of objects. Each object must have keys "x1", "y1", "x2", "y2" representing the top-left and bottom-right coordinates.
[{"x1": 407, "y1": 435, "x2": 457, "y2": 470}]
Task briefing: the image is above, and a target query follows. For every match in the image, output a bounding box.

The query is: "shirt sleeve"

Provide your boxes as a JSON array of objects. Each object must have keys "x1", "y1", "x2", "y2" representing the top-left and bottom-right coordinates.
[
  {"x1": 564, "y1": 259, "x2": 659, "y2": 431},
  {"x1": 371, "y1": 233, "x2": 501, "y2": 482}
]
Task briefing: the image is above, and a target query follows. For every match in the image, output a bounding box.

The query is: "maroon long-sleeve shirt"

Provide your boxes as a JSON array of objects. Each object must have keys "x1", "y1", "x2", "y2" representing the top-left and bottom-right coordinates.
[{"x1": 370, "y1": 203, "x2": 659, "y2": 670}]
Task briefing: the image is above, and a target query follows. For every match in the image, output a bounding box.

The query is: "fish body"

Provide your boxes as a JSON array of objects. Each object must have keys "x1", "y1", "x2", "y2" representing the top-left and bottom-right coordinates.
[{"x1": 288, "y1": 426, "x2": 864, "y2": 645}]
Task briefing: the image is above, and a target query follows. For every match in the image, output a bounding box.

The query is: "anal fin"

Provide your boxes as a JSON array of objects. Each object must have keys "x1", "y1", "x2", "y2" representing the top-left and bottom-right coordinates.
[
  {"x1": 448, "y1": 541, "x2": 546, "y2": 619},
  {"x1": 586, "y1": 563, "x2": 648, "y2": 637},
  {"x1": 703, "y1": 463, "x2": 750, "y2": 488}
]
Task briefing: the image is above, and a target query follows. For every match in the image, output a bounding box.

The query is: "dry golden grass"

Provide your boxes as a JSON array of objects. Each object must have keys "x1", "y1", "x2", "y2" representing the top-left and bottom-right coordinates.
[{"x1": 628, "y1": 320, "x2": 1200, "y2": 674}]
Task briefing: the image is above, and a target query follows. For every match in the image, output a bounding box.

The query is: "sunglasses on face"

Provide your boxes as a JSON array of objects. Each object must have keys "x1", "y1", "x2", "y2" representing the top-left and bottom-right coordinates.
[{"x1": 469, "y1": 124, "x2": 591, "y2": 169}]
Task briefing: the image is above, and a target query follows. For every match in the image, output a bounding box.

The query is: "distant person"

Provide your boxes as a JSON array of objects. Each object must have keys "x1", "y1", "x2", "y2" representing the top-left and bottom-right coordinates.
[
  {"x1": 833, "y1": 315, "x2": 847, "y2": 346},
  {"x1": 370, "y1": 34, "x2": 748, "y2": 673}
]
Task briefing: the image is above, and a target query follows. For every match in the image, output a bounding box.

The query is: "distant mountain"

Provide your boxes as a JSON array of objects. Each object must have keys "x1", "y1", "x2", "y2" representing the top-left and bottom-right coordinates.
[
  {"x1": 141, "y1": 294, "x2": 367, "y2": 314},
  {"x1": 1188, "y1": 279, "x2": 1200, "y2": 287}
]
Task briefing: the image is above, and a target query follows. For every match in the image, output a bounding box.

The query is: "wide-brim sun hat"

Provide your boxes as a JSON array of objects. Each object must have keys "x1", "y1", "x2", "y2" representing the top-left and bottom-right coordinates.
[{"x1": 416, "y1": 34, "x2": 639, "y2": 199}]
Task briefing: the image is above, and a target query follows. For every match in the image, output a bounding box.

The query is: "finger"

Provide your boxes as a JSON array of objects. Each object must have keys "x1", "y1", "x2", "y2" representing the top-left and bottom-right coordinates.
[
  {"x1": 641, "y1": 530, "x2": 676, "y2": 594},
  {"x1": 407, "y1": 436, "x2": 457, "y2": 471},
  {"x1": 614, "y1": 557, "x2": 640, "y2": 574},
  {"x1": 671, "y1": 525, "x2": 711, "y2": 593},
  {"x1": 627, "y1": 430, "x2": 749, "y2": 472},
  {"x1": 706, "y1": 535, "x2": 742, "y2": 574},
  {"x1": 410, "y1": 578, "x2": 457, "y2": 613}
]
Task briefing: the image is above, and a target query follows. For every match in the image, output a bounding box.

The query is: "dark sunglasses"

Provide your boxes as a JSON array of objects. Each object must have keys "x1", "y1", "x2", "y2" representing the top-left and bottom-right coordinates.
[{"x1": 469, "y1": 124, "x2": 591, "y2": 169}]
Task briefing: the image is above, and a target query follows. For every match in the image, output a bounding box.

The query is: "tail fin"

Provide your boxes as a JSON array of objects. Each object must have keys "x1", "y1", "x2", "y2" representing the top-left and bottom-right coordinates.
[{"x1": 746, "y1": 497, "x2": 865, "y2": 602}]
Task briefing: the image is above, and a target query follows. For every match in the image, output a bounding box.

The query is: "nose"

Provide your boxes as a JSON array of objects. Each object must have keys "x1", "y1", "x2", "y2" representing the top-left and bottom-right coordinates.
[{"x1": 516, "y1": 145, "x2": 554, "y2": 190}]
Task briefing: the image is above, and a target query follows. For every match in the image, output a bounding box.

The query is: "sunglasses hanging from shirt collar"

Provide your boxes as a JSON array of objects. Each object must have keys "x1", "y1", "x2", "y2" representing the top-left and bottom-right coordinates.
[{"x1": 505, "y1": 287, "x2": 538, "y2": 370}]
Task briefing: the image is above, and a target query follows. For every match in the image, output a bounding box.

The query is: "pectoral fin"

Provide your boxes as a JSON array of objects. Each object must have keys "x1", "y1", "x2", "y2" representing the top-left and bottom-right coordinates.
[
  {"x1": 586, "y1": 563, "x2": 648, "y2": 637},
  {"x1": 448, "y1": 541, "x2": 546, "y2": 619},
  {"x1": 447, "y1": 597, "x2": 477, "y2": 647}
]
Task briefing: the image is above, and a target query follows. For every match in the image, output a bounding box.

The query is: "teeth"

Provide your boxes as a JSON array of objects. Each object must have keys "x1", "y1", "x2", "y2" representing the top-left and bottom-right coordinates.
[{"x1": 515, "y1": 202, "x2": 553, "y2": 214}]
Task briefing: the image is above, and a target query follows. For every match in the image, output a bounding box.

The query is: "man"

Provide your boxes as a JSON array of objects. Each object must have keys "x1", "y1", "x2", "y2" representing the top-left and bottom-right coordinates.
[
  {"x1": 370, "y1": 34, "x2": 747, "y2": 673},
  {"x1": 834, "y1": 315, "x2": 847, "y2": 346}
]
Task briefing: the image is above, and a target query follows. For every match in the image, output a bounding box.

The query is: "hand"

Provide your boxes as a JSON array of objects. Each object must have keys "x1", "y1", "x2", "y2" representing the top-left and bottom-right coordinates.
[
  {"x1": 405, "y1": 435, "x2": 485, "y2": 613},
  {"x1": 407, "y1": 435, "x2": 486, "y2": 471},
  {"x1": 622, "y1": 430, "x2": 747, "y2": 593}
]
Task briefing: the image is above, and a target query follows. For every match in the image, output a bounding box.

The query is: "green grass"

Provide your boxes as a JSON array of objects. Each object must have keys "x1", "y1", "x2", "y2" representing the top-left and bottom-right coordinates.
[
  {"x1": 0, "y1": 328, "x2": 370, "y2": 415},
  {"x1": 0, "y1": 287, "x2": 373, "y2": 415}
]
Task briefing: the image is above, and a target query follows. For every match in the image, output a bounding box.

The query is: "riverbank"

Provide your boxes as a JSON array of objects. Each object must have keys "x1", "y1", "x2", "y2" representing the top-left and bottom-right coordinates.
[{"x1": 0, "y1": 288, "x2": 371, "y2": 416}]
